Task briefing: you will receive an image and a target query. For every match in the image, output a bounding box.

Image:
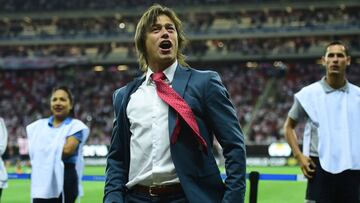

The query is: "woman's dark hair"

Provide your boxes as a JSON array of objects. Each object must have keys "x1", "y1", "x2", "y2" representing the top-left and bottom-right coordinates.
[{"x1": 51, "y1": 86, "x2": 75, "y2": 117}]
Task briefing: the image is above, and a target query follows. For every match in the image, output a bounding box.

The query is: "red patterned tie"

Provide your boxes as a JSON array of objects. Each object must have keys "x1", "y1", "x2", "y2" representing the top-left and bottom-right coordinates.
[{"x1": 151, "y1": 72, "x2": 208, "y2": 152}]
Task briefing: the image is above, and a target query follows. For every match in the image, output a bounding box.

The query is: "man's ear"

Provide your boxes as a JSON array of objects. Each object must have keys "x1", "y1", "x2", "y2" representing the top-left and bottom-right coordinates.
[
  {"x1": 321, "y1": 56, "x2": 326, "y2": 66},
  {"x1": 347, "y1": 56, "x2": 351, "y2": 66}
]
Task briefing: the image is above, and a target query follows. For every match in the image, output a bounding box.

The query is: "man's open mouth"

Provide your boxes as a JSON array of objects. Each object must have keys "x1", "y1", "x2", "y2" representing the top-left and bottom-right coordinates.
[{"x1": 159, "y1": 41, "x2": 172, "y2": 49}]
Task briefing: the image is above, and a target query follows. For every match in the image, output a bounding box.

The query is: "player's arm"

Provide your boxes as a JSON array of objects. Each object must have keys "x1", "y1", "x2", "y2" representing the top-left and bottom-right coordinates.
[
  {"x1": 62, "y1": 135, "x2": 80, "y2": 158},
  {"x1": 283, "y1": 117, "x2": 315, "y2": 178}
]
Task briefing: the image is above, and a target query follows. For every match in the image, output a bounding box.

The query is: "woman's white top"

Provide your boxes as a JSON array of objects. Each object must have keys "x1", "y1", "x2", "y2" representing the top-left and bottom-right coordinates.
[{"x1": 26, "y1": 117, "x2": 89, "y2": 199}]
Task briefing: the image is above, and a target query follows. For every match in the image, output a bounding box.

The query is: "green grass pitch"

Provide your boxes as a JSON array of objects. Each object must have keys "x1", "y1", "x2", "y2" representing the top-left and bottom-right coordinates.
[{"x1": 2, "y1": 166, "x2": 306, "y2": 203}]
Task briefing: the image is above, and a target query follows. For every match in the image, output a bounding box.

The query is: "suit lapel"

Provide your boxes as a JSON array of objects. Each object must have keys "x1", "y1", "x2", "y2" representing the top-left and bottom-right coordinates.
[
  {"x1": 119, "y1": 75, "x2": 145, "y2": 130},
  {"x1": 172, "y1": 65, "x2": 191, "y2": 97},
  {"x1": 168, "y1": 65, "x2": 191, "y2": 137},
  {"x1": 122, "y1": 75, "x2": 145, "y2": 106}
]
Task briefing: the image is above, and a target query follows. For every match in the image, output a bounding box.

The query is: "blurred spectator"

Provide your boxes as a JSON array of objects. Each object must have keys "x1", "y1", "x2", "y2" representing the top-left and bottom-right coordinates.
[{"x1": 16, "y1": 135, "x2": 30, "y2": 172}]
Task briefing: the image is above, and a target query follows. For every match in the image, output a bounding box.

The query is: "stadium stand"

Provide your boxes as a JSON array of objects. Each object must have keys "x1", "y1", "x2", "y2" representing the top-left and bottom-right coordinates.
[{"x1": 1, "y1": 0, "x2": 360, "y2": 161}]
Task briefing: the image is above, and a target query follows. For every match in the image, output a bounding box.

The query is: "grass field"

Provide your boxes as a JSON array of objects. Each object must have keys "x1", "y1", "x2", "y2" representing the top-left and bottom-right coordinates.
[{"x1": 2, "y1": 166, "x2": 306, "y2": 203}]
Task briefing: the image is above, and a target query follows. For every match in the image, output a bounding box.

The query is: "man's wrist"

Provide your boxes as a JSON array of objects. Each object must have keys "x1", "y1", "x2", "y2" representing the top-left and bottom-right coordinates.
[{"x1": 293, "y1": 152, "x2": 302, "y2": 159}]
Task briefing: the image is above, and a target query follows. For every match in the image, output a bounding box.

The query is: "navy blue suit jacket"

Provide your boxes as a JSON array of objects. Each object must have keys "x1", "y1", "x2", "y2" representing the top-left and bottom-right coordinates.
[{"x1": 104, "y1": 65, "x2": 246, "y2": 203}]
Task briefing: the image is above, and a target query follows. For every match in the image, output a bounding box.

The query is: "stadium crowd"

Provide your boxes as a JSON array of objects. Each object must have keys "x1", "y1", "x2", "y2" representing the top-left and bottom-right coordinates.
[
  {"x1": 1, "y1": 4, "x2": 359, "y2": 39},
  {"x1": 1, "y1": 36, "x2": 360, "y2": 69},
  {"x1": 1, "y1": 0, "x2": 360, "y2": 163},
  {"x1": 2, "y1": 61, "x2": 360, "y2": 158},
  {"x1": 0, "y1": 63, "x2": 266, "y2": 146},
  {"x1": 0, "y1": 0, "x2": 285, "y2": 11}
]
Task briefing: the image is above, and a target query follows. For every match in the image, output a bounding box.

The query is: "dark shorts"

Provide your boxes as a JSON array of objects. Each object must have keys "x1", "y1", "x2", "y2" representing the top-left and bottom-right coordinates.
[
  {"x1": 63, "y1": 163, "x2": 79, "y2": 203},
  {"x1": 306, "y1": 157, "x2": 360, "y2": 203}
]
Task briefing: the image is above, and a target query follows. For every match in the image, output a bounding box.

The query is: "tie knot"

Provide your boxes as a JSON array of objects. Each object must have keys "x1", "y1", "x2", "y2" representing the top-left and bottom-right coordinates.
[{"x1": 151, "y1": 72, "x2": 166, "y2": 82}]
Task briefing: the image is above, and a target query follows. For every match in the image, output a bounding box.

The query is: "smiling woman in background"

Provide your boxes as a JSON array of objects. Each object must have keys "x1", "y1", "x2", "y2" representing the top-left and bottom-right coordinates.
[{"x1": 26, "y1": 86, "x2": 89, "y2": 203}]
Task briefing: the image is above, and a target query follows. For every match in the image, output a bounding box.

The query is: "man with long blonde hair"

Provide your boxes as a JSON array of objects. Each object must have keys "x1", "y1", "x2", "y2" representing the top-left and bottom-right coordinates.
[{"x1": 104, "y1": 4, "x2": 246, "y2": 203}]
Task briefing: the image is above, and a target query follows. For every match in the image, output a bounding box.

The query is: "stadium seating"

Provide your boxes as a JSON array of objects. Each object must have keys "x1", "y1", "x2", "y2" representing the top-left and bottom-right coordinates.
[{"x1": 1, "y1": 0, "x2": 360, "y2": 159}]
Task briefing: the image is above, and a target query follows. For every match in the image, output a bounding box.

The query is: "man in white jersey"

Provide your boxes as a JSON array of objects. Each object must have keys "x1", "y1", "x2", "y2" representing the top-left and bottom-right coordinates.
[{"x1": 284, "y1": 41, "x2": 360, "y2": 203}]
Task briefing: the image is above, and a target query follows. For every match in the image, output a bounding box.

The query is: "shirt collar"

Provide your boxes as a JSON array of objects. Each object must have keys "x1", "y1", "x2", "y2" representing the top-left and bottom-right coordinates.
[
  {"x1": 320, "y1": 76, "x2": 349, "y2": 93},
  {"x1": 145, "y1": 60, "x2": 178, "y2": 85},
  {"x1": 48, "y1": 116, "x2": 72, "y2": 127}
]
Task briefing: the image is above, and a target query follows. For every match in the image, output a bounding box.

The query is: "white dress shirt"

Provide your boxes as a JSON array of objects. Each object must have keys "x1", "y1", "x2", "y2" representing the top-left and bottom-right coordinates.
[{"x1": 126, "y1": 61, "x2": 179, "y2": 188}]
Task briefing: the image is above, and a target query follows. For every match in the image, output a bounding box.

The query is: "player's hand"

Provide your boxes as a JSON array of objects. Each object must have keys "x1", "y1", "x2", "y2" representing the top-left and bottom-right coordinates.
[{"x1": 297, "y1": 154, "x2": 316, "y2": 179}]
